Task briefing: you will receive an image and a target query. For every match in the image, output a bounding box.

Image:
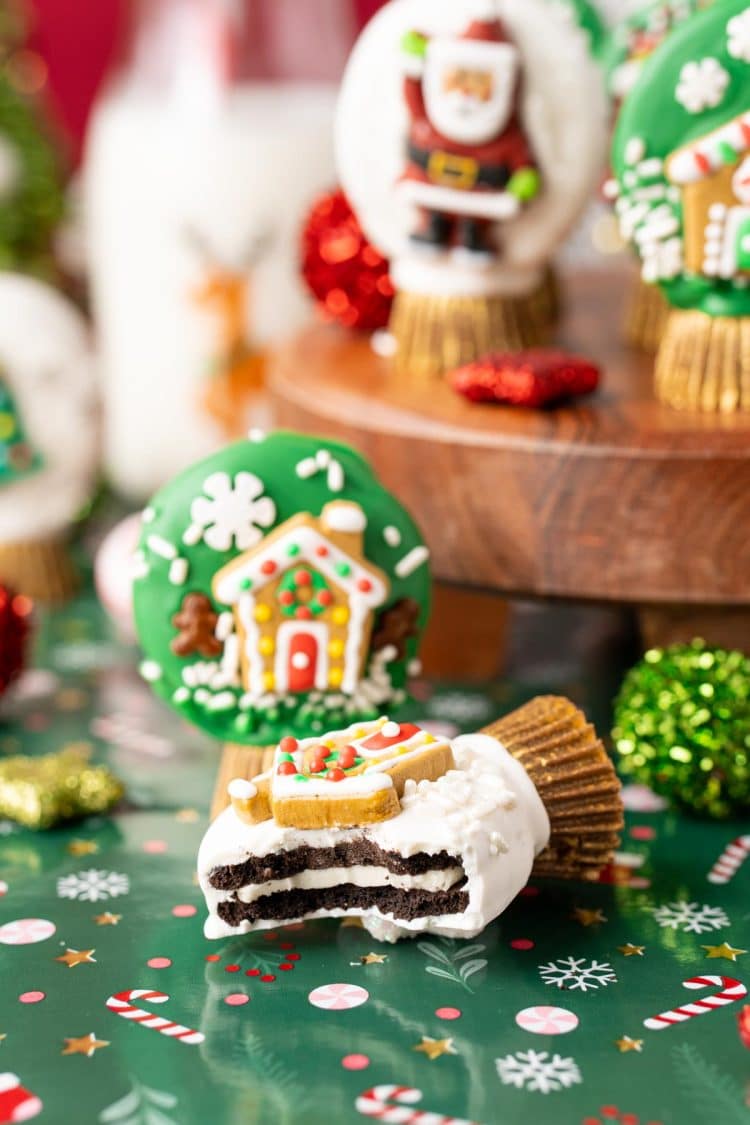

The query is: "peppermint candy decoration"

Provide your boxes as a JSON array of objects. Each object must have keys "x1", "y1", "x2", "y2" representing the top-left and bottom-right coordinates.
[{"x1": 308, "y1": 982, "x2": 369, "y2": 1011}]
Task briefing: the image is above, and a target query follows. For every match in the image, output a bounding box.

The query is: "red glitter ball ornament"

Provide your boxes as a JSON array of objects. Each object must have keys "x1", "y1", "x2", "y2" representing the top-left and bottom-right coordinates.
[
  {"x1": 0, "y1": 586, "x2": 31, "y2": 697},
  {"x1": 301, "y1": 188, "x2": 395, "y2": 333},
  {"x1": 450, "y1": 349, "x2": 601, "y2": 409}
]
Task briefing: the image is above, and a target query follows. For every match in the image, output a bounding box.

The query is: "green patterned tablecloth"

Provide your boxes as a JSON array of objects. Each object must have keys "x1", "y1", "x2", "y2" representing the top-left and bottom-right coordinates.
[{"x1": 0, "y1": 588, "x2": 748, "y2": 1125}]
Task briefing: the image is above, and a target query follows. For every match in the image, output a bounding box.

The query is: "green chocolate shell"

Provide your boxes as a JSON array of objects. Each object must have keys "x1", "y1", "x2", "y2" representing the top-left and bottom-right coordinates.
[
  {"x1": 133, "y1": 431, "x2": 431, "y2": 746},
  {"x1": 612, "y1": 0, "x2": 750, "y2": 317}
]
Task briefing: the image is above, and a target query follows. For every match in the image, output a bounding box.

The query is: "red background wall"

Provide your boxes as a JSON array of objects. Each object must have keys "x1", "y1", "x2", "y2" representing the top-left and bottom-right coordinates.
[{"x1": 25, "y1": 0, "x2": 385, "y2": 163}]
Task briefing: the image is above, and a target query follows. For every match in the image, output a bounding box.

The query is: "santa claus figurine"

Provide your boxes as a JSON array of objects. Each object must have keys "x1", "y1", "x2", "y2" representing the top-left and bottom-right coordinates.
[{"x1": 398, "y1": 13, "x2": 540, "y2": 262}]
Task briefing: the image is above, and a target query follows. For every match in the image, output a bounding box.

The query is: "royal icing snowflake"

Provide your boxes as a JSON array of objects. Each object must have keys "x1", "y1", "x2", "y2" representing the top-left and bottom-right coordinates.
[
  {"x1": 496, "y1": 1050, "x2": 582, "y2": 1094},
  {"x1": 647, "y1": 900, "x2": 730, "y2": 934},
  {"x1": 538, "y1": 956, "x2": 617, "y2": 992},
  {"x1": 675, "y1": 58, "x2": 729, "y2": 114},
  {"x1": 56, "y1": 869, "x2": 130, "y2": 903},
  {"x1": 185, "y1": 471, "x2": 276, "y2": 552},
  {"x1": 728, "y1": 8, "x2": 750, "y2": 64}
]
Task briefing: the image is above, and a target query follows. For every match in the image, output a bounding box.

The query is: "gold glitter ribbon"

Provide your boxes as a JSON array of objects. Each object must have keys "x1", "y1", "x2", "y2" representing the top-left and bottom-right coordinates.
[{"x1": 0, "y1": 748, "x2": 123, "y2": 829}]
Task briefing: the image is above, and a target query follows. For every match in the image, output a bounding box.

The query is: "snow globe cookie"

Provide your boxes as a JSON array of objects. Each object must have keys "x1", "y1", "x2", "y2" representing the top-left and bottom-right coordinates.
[
  {"x1": 133, "y1": 431, "x2": 431, "y2": 817},
  {"x1": 336, "y1": 0, "x2": 608, "y2": 376},
  {"x1": 0, "y1": 274, "x2": 99, "y2": 601},
  {"x1": 604, "y1": 0, "x2": 712, "y2": 352},
  {"x1": 612, "y1": 0, "x2": 750, "y2": 411}
]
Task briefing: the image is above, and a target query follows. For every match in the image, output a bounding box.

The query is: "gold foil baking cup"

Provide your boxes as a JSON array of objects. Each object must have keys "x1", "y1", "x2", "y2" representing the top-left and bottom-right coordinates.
[
  {"x1": 0, "y1": 537, "x2": 79, "y2": 604},
  {"x1": 482, "y1": 695, "x2": 623, "y2": 881},
  {"x1": 655, "y1": 309, "x2": 750, "y2": 413},
  {"x1": 389, "y1": 278, "x2": 555, "y2": 380},
  {"x1": 624, "y1": 277, "x2": 669, "y2": 354},
  {"x1": 211, "y1": 742, "x2": 276, "y2": 821}
]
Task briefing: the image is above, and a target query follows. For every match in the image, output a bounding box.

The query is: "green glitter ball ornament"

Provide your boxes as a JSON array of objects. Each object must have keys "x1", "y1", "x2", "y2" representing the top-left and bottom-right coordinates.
[{"x1": 613, "y1": 640, "x2": 750, "y2": 819}]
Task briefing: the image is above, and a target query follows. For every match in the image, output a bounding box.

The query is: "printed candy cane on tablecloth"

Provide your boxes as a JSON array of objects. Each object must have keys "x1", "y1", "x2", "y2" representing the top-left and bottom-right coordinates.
[
  {"x1": 355, "y1": 1085, "x2": 479, "y2": 1125},
  {"x1": 106, "y1": 989, "x2": 204, "y2": 1045},
  {"x1": 707, "y1": 836, "x2": 750, "y2": 885},
  {"x1": 644, "y1": 975, "x2": 747, "y2": 1031}
]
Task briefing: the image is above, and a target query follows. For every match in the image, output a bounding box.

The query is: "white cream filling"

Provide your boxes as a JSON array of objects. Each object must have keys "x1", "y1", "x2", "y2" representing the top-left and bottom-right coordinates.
[{"x1": 235, "y1": 863, "x2": 465, "y2": 904}]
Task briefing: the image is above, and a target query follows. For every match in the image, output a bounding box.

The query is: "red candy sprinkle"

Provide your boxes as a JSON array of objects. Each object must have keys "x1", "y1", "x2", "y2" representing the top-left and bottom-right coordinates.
[
  {"x1": 356, "y1": 578, "x2": 373, "y2": 593},
  {"x1": 338, "y1": 746, "x2": 357, "y2": 769},
  {"x1": 310, "y1": 759, "x2": 326, "y2": 774},
  {"x1": 317, "y1": 590, "x2": 333, "y2": 607},
  {"x1": 279, "y1": 736, "x2": 298, "y2": 754},
  {"x1": 315, "y1": 545, "x2": 329, "y2": 557},
  {"x1": 450, "y1": 349, "x2": 600, "y2": 409},
  {"x1": 294, "y1": 569, "x2": 312, "y2": 587},
  {"x1": 277, "y1": 762, "x2": 298, "y2": 776},
  {"x1": 295, "y1": 606, "x2": 313, "y2": 621},
  {"x1": 279, "y1": 590, "x2": 295, "y2": 607},
  {"x1": 327, "y1": 768, "x2": 346, "y2": 782},
  {"x1": 260, "y1": 560, "x2": 277, "y2": 575}
]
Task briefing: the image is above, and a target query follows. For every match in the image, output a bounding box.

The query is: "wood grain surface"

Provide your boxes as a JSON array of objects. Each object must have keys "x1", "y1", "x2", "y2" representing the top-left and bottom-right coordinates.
[{"x1": 269, "y1": 269, "x2": 750, "y2": 609}]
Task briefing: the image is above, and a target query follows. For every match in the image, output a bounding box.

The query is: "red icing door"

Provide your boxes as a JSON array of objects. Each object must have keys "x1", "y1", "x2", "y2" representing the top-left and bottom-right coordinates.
[{"x1": 288, "y1": 632, "x2": 318, "y2": 693}]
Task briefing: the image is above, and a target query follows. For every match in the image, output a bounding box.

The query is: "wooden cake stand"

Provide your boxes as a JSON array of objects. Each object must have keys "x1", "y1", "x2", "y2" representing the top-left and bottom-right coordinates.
[{"x1": 269, "y1": 269, "x2": 750, "y2": 652}]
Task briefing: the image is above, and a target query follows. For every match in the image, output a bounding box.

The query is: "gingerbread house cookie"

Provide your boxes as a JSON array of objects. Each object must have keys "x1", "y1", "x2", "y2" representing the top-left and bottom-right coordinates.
[{"x1": 133, "y1": 431, "x2": 431, "y2": 746}]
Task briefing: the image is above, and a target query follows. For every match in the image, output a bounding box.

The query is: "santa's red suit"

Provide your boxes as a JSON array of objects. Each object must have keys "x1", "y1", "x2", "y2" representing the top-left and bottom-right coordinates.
[{"x1": 399, "y1": 17, "x2": 539, "y2": 259}]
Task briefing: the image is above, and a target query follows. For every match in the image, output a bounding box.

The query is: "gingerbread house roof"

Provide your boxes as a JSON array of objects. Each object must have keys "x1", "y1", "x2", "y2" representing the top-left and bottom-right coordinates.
[
  {"x1": 212, "y1": 502, "x2": 390, "y2": 610},
  {"x1": 667, "y1": 111, "x2": 750, "y2": 185}
]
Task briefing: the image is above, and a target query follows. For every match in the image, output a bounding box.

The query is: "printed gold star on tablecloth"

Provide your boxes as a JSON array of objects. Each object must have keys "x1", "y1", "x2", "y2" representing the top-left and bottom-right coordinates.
[
  {"x1": 702, "y1": 942, "x2": 747, "y2": 962},
  {"x1": 573, "y1": 907, "x2": 607, "y2": 927},
  {"x1": 413, "y1": 1037, "x2": 458, "y2": 1061},
  {"x1": 67, "y1": 839, "x2": 98, "y2": 857},
  {"x1": 618, "y1": 944, "x2": 645, "y2": 957},
  {"x1": 62, "y1": 1033, "x2": 109, "y2": 1057},
  {"x1": 56, "y1": 948, "x2": 96, "y2": 968},
  {"x1": 615, "y1": 1036, "x2": 643, "y2": 1053},
  {"x1": 0, "y1": 1033, "x2": 6, "y2": 1043},
  {"x1": 93, "y1": 912, "x2": 121, "y2": 926},
  {"x1": 361, "y1": 952, "x2": 388, "y2": 965}
]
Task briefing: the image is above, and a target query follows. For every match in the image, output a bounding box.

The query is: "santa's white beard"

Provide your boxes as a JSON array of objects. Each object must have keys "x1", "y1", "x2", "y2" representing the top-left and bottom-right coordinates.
[{"x1": 425, "y1": 86, "x2": 511, "y2": 146}]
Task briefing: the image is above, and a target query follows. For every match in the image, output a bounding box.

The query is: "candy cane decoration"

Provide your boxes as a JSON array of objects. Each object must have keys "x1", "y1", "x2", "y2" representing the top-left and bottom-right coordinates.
[
  {"x1": 644, "y1": 975, "x2": 747, "y2": 1031},
  {"x1": 707, "y1": 836, "x2": 750, "y2": 885},
  {"x1": 355, "y1": 1085, "x2": 479, "y2": 1125},
  {"x1": 106, "y1": 989, "x2": 204, "y2": 1045}
]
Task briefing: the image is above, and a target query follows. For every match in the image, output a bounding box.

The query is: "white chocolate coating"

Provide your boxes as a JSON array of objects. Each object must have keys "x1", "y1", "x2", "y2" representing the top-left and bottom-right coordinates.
[
  {"x1": 198, "y1": 732, "x2": 550, "y2": 943},
  {"x1": 0, "y1": 275, "x2": 99, "y2": 542}
]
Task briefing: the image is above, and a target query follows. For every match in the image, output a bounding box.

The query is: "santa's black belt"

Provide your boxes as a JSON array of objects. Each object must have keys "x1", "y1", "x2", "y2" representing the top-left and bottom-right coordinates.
[{"x1": 407, "y1": 143, "x2": 511, "y2": 190}]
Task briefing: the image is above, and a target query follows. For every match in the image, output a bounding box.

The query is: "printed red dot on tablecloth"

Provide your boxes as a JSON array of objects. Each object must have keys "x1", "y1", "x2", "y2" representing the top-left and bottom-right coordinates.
[
  {"x1": 224, "y1": 964, "x2": 240, "y2": 973},
  {"x1": 279, "y1": 942, "x2": 294, "y2": 950},
  {"x1": 147, "y1": 957, "x2": 172, "y2": 969},
  {"x1": 263, "y1": 932, "x2": 278, "y2": 941},
  {"x1": 342, "y1": 1054, "x2": 370, "y2": 1070},
  {"x1": 285, "y1": 953, "x2": 301, "y2": 961},
  {"x1": 279, "y1": 964, "x2": 294, "y2": 971},
  {"x1": 205, "y1": 953, "x2": 221, "y2": 962},
  {"x1": 225, "y1": 993, "x2": 249, "y2": 1006},
  {"x1": 246, "y1": 969, "x2": 260, "y2": 977},
  {"x1": 143, "y1": 839, "x2": 168, "y2": 854},
  {"x1": 19, "y1": 991, "x2": 45, "y2": 1004},
  {"x1": 630, "y1": 825, "x2": 656, "y2": 841},
  {"x1": 435, "y1": 1007, "x2": 462, "y2": 1020},
  {"x1": 261, "y1": 974, "x2": 276, "y2": 983},
  {"x1": 510, "y1": 938, "x2": 535, "y2": 951},
  {"x1": 172, "y1": 904, "x2": 196, "y2": 918}
]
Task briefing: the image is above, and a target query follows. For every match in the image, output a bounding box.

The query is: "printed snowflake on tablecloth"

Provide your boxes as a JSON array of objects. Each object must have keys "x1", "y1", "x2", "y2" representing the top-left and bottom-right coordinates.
[
  {"x1": 56, "y1": 869, "x2": 130, "y2": 903},
  {"x1": 185, "y1": 471, "x2": 276, "y2": 552},
  {"x1": 495, "y1": 1050, "x2": 582, "y2": 1094},
  {"x1": 539, "y1": 956, "x2": 617, "y2": 992},
  {"x1": 675, "y1": 58, "x2": 730, "y2": 113},
  {"x1": 728, "y1": 8, "x2": 750, "y2": 63},
  {"x1": 647, "y1": 900, "x2": 730, "y2": 934}
]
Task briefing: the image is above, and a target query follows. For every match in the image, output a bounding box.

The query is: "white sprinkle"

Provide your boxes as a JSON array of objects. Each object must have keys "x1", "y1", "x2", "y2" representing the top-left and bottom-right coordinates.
[
  {"x1": 327, "y1": 460, "x2": 345, "y2": 493},
  {"x1": 395, "y1": 545, "x2": 430, "y2": 578},
  {"x1": 147, "y1": 534, "x2": 177, "y2": 561},
  {"x1": 142, "y1": 506, "x2": 156, "y2": 524},
  {"x1": 315, "y1": 449, "x2": 331, "y2": 469},
  {"x1": 381, "y1": 720, "x2": 401, "y2": 738},
  {"x1": 248, "y1": 428, "x2": 266, "y2": 442},
  {"x1": 296, "y1": 457, "x2": 318, "y2": 479},
  {"x1": 173, "y1": 687, "x2": 190, "y2": 704},
  {"x1": 229, "y1": 778, "x2": 258, "y2": 800},
  {"x1": 207, "y1": 691, "x2": 237, "y2": 712},
  {"x1": 625, "y1": 136, "x2": 646, "y2": 166},
  {"x1": 371, "y1": 329, "x2": 397, "y2": 358},
  {"x1": 194, "y1": 688, "x2": 210, "y2": 705},
  {"x1": 182, "y1": 524, "x2": 203, "y2": 547},
  {"x1": 407, "y1": 659, "x2": 423, "y2": 677},
  {"x1": 131, "y1": 550, "x2": 150, "y2": 581},
  {"x1": 140, "y1": 660, "x2": 162, "y2": 683},
  {"x1": 169, "y1": 558, "x2": 189, "y2": 586},
  {"x1": 602, "y1": 178, "x2": 619, "y2": 201},
  {"x1": 383, "y1": 525, "x2": 402, "y2": 548}
]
